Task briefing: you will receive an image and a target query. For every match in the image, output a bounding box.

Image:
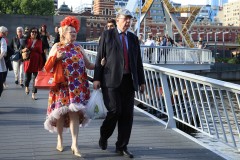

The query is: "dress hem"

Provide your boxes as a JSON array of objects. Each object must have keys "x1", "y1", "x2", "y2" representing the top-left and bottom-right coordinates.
[{"x1": 44, "y1": 103, "x2": 90, "y2": 133}]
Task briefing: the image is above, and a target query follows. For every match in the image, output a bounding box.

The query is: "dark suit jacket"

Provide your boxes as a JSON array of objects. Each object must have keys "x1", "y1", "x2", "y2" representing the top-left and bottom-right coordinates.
[{"x1": 94, "y1": 28, "x2": 145, "y2": 91}]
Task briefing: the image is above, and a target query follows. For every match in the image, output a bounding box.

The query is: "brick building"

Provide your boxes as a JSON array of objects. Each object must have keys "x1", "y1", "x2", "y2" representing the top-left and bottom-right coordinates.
[{"x1": 56, "y1": 0, "x2": 240, "y2": 46}]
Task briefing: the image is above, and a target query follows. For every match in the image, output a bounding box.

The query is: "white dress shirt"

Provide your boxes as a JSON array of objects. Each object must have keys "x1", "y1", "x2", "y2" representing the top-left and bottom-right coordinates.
[{"x1": 0, "y1": 37, "x2": 7, "y2": 72}]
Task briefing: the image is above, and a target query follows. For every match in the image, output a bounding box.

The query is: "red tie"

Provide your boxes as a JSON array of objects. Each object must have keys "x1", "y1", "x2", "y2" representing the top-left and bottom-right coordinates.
[{"x1": 121, "y1": 33, "x2": 129, "y2": 72}]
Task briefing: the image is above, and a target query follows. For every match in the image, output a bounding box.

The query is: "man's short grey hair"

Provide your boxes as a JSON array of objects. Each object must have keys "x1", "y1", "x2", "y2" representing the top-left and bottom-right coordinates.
[
  {"x1": 0, "y1": 26, "x2": 8, "y2": 33},
  {"x1": 16, "y1": 27, "x2": 24, "y2": 32}
]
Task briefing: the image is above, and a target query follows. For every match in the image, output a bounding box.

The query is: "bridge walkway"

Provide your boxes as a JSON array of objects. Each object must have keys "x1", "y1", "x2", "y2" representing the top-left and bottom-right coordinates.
[{"x1": 0, "y1": 72, "x2": 225, "y2": 160}]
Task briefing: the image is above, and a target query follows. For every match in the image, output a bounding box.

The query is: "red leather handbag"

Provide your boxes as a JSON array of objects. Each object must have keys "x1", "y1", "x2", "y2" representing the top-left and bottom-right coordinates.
[{"x1": 34, "y1": 71, "x2": 57, "y2": 89}]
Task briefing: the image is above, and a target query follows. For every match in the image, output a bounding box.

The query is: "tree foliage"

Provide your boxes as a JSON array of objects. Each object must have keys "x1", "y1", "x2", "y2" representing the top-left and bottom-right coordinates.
[{"x1": 0, "y1": 0, "x2": 55, "y2": 15}]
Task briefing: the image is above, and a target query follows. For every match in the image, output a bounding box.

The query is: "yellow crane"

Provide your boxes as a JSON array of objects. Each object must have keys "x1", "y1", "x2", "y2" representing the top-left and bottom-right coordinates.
[{"x1": 126, "y1": 0, "x2": 202, "y2": 48}]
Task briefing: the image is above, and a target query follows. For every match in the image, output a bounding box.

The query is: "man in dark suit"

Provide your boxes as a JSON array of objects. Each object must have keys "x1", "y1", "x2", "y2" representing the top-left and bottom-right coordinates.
[{"x1": 93, "y1": 8, "x2": 146, "y2": 158}]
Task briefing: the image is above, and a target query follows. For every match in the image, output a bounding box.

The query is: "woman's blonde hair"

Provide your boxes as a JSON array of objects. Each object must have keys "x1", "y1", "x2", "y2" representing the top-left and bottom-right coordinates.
[{"x1": 59, "y1": 26, "x2": 70, "y2": 42}]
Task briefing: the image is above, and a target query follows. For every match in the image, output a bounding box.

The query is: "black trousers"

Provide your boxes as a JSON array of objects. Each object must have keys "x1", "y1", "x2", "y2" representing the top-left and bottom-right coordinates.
[
  {"x1": 25, "y1": 72, "x2": 38, "y2": 93},
  {"x1": 101, "y1": 74, "x2": 135, "y2": 150},
  {"x1": 0, "y1": 72, "x2": 4, "y2": 97},
  {"x1": 2, "y1": 70, "x2": 7, "y2": 83}
]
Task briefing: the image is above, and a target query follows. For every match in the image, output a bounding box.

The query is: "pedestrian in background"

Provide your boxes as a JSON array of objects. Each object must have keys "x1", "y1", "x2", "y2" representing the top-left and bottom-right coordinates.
[
  {"x1": 23, "y1": 27, "x2": 29, "y2": 39},
  {"x1": 53, "y1": 26, "x2": 60, "y2": 44},
  {"x1": 22, "y1": 27, "x2": 44, "y2": 100},
  {"x1": 10, "y1": 27, "x2": 25, "y2": 87},
  {"x1": 93, "y1": 8, "x2": 145, "y2": 159},
  {"x1": 1, "y1": 26, "x2": 13, "y2": 89},
  {"x1": 40, "y1": 24, "x2": 50, "y2": 59},
  {"x1": 0, "y1": 26, "x2": 8, "y2": 99},
  {"x1": 106, "y1": 19, "x2": 116, "y2": 30}
]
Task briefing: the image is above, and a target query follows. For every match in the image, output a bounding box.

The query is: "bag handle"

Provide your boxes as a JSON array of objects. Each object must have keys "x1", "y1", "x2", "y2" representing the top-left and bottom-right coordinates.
[{"x1": 31, "y1": 39, "x2": 37, "y2": 49}]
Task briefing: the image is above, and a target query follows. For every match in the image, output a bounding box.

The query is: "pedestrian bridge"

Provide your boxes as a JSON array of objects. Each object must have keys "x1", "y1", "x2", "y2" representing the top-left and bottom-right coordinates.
[
  {"x1": 0, "y1": 44, "x2": 239, "y2": 159},
  {"x1": 82, "y1": 43, "x2": 240, "y2": 159},
  {"x1": 81, "y1": 42, "x2": 213, "y2": 71}
]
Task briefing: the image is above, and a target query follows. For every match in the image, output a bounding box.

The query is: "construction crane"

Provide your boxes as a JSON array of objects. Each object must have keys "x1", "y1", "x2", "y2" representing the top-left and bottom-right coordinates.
[{"x1": 125, "y1": 0, "x2": 202, "y2": 48}]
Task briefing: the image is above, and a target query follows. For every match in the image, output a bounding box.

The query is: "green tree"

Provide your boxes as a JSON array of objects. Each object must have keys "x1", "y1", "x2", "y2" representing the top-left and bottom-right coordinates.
[{"x1": 0, "y1": 0, "x2": 54, "y2": 15}]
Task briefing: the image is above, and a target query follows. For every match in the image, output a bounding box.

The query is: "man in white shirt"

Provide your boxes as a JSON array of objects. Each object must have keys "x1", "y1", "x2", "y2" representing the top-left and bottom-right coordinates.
[
  {"x1": 0, "y1": 26, "x2": 8, "y2": 98},
  {"x1": 144, "y1": 33, "x2": 155, "y2": 63}
]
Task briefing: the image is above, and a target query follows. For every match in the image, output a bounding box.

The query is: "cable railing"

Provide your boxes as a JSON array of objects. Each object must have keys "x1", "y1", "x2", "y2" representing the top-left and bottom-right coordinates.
[{"x1": 83, "y1": 45, "x2": 240, "y2": 151}]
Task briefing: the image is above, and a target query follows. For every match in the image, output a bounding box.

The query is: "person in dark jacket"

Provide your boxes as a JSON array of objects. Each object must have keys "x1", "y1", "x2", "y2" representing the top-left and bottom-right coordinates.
[
  {"x1": 10, "y1": 27, "x2": 25, "y2": 87},
  {"x1": 93, "y1": 9, "x2": 145, "y2": 159},
  {"x1": 53, "y1": 26, "x2": 60, "y2": 44}
]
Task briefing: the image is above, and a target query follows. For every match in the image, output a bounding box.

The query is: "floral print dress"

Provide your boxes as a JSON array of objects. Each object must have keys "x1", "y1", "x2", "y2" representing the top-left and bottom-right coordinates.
[{"x1": 44, "y1": 43, "x2": 90, "y2": 133}]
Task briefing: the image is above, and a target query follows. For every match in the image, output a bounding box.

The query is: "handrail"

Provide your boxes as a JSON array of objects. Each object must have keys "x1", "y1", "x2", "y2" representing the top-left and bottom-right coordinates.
[
  {"x1": 78, "y1": 42, "x2": 213, "y2": 65},
  {"x1": 84, "y1": 46, "x2": 240, "y2": 151}
]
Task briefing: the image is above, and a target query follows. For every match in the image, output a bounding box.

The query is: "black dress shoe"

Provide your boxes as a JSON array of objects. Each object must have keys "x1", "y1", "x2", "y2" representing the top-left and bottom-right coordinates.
[
  {"x1": 15, "y1": 80, "x2": 18, "y2": 85},
  {"x1": 116, "y1": 149, "x2": 134, "y2": 158},
  {"x1": 99, "y1": 138, "x2": 107, "y2": 150}
]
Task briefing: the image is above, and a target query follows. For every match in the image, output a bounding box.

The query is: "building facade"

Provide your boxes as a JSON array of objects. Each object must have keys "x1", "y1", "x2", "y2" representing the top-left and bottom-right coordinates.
[
  {"x1": 93, "y1": 0, "x2": 115, "y2": 16},
  {"x1": 223, "y1": 0, "x2": 240, "y2": 26},
  {"x1": 55, "y1": 0, "x2": 240, "y2": 47}
]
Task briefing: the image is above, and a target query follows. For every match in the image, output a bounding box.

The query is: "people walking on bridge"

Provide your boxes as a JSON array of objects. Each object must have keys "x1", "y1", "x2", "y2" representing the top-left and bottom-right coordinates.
[
  {"x1": 138, "y1": 33, "x2": 145, "y2": 45},
  {"x1": 197, "y1": 37, "x2": 206, "y2": 63},
  {"x1": 53, "y1": 26, "x2": 60, "y2": 44},
  {"x1": 1, "y1": 26, "x2": 13, "y2": 89},
  {"x1": 0, "y1": 26, "x2": 8, "y2": 99},
  {"x1": 22, "y1": 27, "x2": 44, "y2": 100},
  {"x1": 23, "y1": 27, "x2": 29, "y2": 39},
  {"x1": 93, "y1": 8, "x2": 146, "y2": 159},
  {"x1": 40, "y1": 24, "x2": 50, "y2": 60},
  {"x1": 43, "y1": 16, "x2": 95, "y2": 158},
  {"x1": 144, "y1": 33, "x2": 155, "y2": 63},
  {"x1": 10, "y1": 27, "x2": 25, "y2": 87},
  {"x1": 106, "y1": 19, "x2": 116, "y2": 30}
]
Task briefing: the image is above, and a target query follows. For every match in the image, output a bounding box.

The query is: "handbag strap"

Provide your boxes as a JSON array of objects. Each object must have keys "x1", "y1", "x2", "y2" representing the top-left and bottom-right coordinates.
[
  {"x1": 14, "y1": 37, "x2": 23, "y2": 51},
  {"x1": 31, "y1": 39, "x2": 37, "y2": 49}
]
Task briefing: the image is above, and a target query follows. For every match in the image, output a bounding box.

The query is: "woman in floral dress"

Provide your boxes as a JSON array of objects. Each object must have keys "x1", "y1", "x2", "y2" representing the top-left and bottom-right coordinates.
[{"x1": 44, "y1": 16, "x2": 94, "y2": 157}]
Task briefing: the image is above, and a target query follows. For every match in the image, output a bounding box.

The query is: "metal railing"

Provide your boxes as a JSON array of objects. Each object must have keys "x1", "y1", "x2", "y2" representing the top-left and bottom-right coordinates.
[
  {"x1": 140, "y1": 46, "x2": 212, "y2": 64},
  {"x1": 136, "y1": 64, "x2": 240, "y2": 151},
  {"x1": 83, "y1": 46, "x2": 240, "y2": 151},
  {"x1": 79, "y1": 42, "x2": 213, "y2": 64}
]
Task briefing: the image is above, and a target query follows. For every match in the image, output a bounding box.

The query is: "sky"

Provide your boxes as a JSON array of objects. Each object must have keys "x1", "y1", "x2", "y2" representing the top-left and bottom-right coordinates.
[{"x1": 58, "y1": 0, "x2": 237, "y2": 9}]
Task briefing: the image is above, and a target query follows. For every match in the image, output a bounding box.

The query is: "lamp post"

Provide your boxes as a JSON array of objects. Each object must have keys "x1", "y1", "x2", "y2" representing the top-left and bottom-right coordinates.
[
  {"x1": 206, "y1": 32, "x2": 212, "y2": 45},
  {"x1": 223, "y1": 31, "x2": 229, "y2": 58},
  {"x1": 214, "y1": 32, "x2": 221, "y2": 59},
  {"x1": 136, "y1": 0, "x2": 142, "y2": 37}
]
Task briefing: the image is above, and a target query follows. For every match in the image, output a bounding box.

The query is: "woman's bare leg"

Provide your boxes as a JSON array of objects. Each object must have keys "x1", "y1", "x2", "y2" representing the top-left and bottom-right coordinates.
[
  {"x1": 56, "y1": 115, "x2": 64, "y2": 151},
  {"x1": 69, "y1": 111, "x2": 81, "y2": 157}
]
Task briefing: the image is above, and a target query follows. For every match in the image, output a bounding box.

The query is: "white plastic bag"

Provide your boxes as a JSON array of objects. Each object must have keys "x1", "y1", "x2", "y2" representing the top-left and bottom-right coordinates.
[{"x1": 86, "y1": 89, "x2": 107, "y2": 119}]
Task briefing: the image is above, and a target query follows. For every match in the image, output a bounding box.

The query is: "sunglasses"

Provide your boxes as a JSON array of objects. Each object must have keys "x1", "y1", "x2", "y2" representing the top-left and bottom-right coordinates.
[{"x1": 31, "y1": 31, "x2": 37, "y2": 34}]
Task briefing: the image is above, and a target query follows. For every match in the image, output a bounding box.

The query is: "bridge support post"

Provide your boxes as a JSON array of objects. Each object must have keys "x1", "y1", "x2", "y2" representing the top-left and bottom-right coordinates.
[{"x1": 160, "y1": 73, "x2": 176, "y2": 129}]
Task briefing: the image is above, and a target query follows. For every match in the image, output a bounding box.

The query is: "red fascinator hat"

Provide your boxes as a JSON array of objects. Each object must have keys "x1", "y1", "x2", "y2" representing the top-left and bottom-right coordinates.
[{"x1": 60, "y1": 16, "x2": 80, "y2": 33}]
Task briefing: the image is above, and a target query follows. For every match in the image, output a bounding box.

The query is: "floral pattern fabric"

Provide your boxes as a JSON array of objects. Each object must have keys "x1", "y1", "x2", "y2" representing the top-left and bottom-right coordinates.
[{"x1": 44, "y1": 43, "x2": 90, "y2": 133}]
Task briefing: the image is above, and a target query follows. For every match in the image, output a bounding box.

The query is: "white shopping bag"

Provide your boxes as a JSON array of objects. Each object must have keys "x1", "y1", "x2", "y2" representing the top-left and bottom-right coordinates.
[{"x1": 86, "y1": 89, "x2": 107, "y2": 119}]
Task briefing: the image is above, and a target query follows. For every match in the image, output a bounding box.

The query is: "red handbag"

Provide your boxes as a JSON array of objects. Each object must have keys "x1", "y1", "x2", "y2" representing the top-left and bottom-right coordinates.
[{"x1": 34, "y1": 71, "x2": 57, "y2": 89}]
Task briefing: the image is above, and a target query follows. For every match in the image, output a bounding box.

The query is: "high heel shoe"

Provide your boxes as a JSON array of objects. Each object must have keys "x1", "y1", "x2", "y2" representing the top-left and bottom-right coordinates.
[
  {"x1": 25, "y1": 87, "x2": 29, "y2": 95},
  {"x1": 56, "y1": 145, "x2": 64, "y2": 152},
  {"x1": 71, "y1": 147, "x2": 81, "y2": 157},
  {"x1": 32, "y1": 93, "x2": 37, "y2": 100}
]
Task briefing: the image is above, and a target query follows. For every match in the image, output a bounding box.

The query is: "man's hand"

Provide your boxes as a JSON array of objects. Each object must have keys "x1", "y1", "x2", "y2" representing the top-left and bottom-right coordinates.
[
  {"x1": 93, "y1": 81, "x2": 101, "y2": 90},
  {"x1": 139, "y1": 84, "x2": 145, "y2": 93}
]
